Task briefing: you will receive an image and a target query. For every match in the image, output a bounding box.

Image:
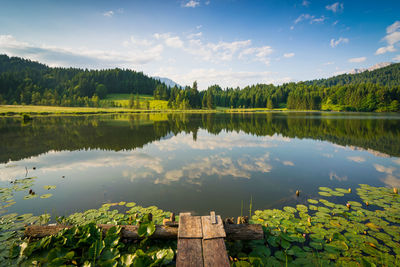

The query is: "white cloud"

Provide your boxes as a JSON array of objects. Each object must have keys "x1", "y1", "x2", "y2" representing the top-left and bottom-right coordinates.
[
  {"x1": 330, "y1": 37, "x2": 349, "y2": 48},
  {"x1": 347, "y1": 156, "x2": 365, "y2": 163},
  {"x1": 387, "y1": 21, "x2": 400, "y2": 34},
  {"x1": 393, "y1": 55, "x2": 400, "y2": 61},
  {"x1": 302, "y1": 0, "x2": 310, "y2": 7},
  {"x1": 129, "y1": 36, "x2": 153, "y2": 47},
  {"x1": 154, "y1": 33, "x2": 184, "y2": 48},
  {"x1": 103, "y1": 10, "x2": 114, "y2": 17},
  {"x1": 323, "y1": 61, "x2": 334, "y2": 65},
  {"x1": 283, "y1": 53, "x2": 295, "y2": 58},
  {"x1": 183, "y1": 0, "x2": 200, "y2": 8},
  {"x1": 294, "y1": 14, "x2": 326, "y2": 25},
  {"x1": 0, "y1": 35, "x2": 163, "y2": 68},
  {"x1": 375, "y1": 21, "x2": 400, "y2": 55},
  {"x1": 375, "y1": 45, "x2": 396, "y2": 55},
  {"x1": 326, "y1": 2, "x2": 343, "y2": 13},
  {"x1": 348, "y1": 57, "x2": 366, "y2": 63},
  {"x1": 187, "y1": 32, "x2": 203, "y2": 39}
]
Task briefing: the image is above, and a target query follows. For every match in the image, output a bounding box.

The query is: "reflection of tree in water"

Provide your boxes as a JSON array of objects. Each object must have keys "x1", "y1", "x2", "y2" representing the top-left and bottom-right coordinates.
[{"x1": 0, "y1": 113, "x2": 399, "y2": 162}]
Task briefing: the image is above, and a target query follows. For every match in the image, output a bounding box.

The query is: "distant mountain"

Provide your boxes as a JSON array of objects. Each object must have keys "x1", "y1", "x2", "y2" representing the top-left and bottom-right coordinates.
[
  {"x1": 348, "y1": 62, "x2": 393, "y2": 74},
  {"x1": 153, "y1": 76, "x2": 182, "y2": 88}
]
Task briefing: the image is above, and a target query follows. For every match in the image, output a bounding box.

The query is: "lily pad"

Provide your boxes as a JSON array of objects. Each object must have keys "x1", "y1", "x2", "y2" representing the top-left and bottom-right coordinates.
[{"x1": 40, "y1": 194, "x2": 53, "y2": 199}]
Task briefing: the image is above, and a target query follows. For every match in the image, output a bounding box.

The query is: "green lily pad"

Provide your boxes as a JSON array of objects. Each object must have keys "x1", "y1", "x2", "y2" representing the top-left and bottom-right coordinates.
[
  {"x1": 43, "y1": 185, "x2": 56, "y2": 190},
  {"x1": 40, "y1": 194, "x2": 53, "y2": 199},
  {"x1": 308, "y1": 199, "x2": 318, "y2": 204},
  {"x1": 319, "y1": 191, "x2": 332, "y2": 197}
]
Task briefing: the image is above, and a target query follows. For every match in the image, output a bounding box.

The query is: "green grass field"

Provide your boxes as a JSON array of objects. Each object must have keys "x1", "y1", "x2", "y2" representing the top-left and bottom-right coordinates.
[{"x1": 102, "y1": 94, "x2": 169, "y2": 110}]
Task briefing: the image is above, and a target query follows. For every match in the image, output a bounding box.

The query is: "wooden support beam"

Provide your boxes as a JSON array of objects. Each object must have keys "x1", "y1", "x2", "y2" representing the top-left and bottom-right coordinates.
[{"x1": 25, "y1": 222, "x2": 264, "y2": 240}]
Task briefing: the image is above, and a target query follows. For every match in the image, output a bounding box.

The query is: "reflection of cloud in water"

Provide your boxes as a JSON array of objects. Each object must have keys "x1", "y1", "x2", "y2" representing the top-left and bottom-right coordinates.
[
  {"x1": 374, "y1": 164, "x2": 395, "y2": 175},
  {"x1": 373, "y1": 163, "x2": 400, "y2": 188},
  {"x1": 282, "y1": 161, "x2": 294, "y2": 166},
  {"x1": 155, "y1": 153, "x2": 272, "y2": 185},
  {"x1": 0, "y1": 151, "x2": 163, "y2": 182},
  {"x1": 381, "y1": 175, "x2": 400, "y2": 188},
  {"x1": 322, "y1": 153, "x2": 334, "y2": 158},
  {"x1": 0, "y1": 165, "x2": 28, "y2": 181},
  {"x1": 347, "y1": 156, "x2": 366, "y2": 163},
  {"x1": 392, "y1": 158, "x2": 400, "y2": 165},
  {"x1": 331, "y1": 144, "x2": 390, "y2": 158},
  {"x1": 329, "y1": 171, "x2": 348, "y2": 182},
  {"x1": 154, "y1": 132, "x2": 283, "y2": 151}
]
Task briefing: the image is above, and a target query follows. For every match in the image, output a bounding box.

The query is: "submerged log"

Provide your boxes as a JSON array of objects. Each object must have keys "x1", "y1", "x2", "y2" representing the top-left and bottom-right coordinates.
[{"x1": 25, "y1": 223, "x2": 263, "y2": 240}]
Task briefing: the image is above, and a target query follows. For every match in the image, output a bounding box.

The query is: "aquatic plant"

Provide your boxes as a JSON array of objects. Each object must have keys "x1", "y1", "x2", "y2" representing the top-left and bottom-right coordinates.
[{"x1": 230, "y1": 185, "x2": 400, "y2": 266}]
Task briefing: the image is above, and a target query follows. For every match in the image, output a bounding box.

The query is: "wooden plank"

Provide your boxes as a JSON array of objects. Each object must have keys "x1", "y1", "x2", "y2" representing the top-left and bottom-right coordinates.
[
  {"x1": 210, "y1": 211, "x2": 216, "y2": 224},
  {"x1": 201, "y1": 215, "x2": 226, "y2": 240},
  {"x1": 202, "y1": 238, "x2": 230, "y2": 267},
  {"x1": 178, "y1": 213, "x2": 203, "y2": 238},
  {"x1": 224, "y1": 224, "x2": 264, "y2": 240},
  {"x1": 177, "y1": 238, "x2": 204, "y2": 267}
]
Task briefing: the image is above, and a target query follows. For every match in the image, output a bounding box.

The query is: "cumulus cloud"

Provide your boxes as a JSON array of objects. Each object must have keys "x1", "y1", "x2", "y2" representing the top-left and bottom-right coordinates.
[
  {"x1": 0, "y1": 35, "x2": 163, "y2": 68},
  {"x1": 375, "y1": 21, "x2": 400, "y2": 55},
  {"x1": 283, "y1": 53, "x2": 295, "y2": 58},
  {"x1": 348, "y1": 57, "x2": 366, "y2": 63},
  {"x1": 183, "y1": 0, "x2": 200, "y2": 8},
  {"x1": 393, "y1": 55, "x2": 400, "y2": 61},
  {"x1": 154, "y1": 33, "x2": 184, "y2": 48},
  {"x1": 330, "y1": 37, "x2": 349, "y2": 48},
  {"x1": 294, "y1": 14, "x2": 326, "y2": 25},
  {"x1": 103, "y1": 10, "x2": 114, "y2": 17},
  {"x1": 326, "y1": 2, "x2": 343, "y2": 13}
]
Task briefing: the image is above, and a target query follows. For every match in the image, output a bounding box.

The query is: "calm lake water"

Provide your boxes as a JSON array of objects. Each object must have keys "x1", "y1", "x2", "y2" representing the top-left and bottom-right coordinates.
[{"x1": 1, "y1": 112, "x2": 400, "y2": 217}]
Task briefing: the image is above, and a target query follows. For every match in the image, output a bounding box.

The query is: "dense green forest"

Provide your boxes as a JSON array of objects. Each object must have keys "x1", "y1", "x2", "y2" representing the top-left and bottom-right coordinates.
[{"x1": 0, "y1": 54, "x2": 400, "y2": 111}]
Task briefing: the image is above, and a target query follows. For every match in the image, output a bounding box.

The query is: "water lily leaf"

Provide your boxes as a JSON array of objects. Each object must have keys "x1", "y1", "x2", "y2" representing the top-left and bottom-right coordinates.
[
  {"x1": 296, "y1": 204, "x2": 308, "y2": 212},
  {"x1": 319, "y1": 191, "x2": 332, "y2": 197},
  {"x1": 23, "y1": 194, "x2": 38, "y2": 200},
  {"x1": 366, "y1": 223, "x2": 381, "y2": 231},
  {"x1": 118, "y1": 201, "x2": 126, "y2": 206},
  {"x1": 125, "y1": 202, "x2": 136, "y2": 207},
  {"x1": 319, "y1": 187, "x2": 332, "y2": 192},
  {"x1": 335, "y1": 188, "x2": 351, "y2": 194},
  {"x1": 43, "y1": 185, "x2": 56, "y2": 190},
  {"x1": 40, "y1": 194, "x2": 52, "y2": 199},
  {"x1": 283, "y1": 206, "x2": 297, "y2": 213},
  {"x1": 308, "y1": 199, "x2": 318, "y2": 204}
]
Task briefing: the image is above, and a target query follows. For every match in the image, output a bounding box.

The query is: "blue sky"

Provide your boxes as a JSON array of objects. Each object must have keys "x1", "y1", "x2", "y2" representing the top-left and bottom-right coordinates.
[{"x1": 0, "y1": 0, "x2": 399, "y2": 89}]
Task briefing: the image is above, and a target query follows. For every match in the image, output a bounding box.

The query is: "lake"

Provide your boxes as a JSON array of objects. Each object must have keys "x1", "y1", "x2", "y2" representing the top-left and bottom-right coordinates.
[{"x1": 1, "y1": 112, "x2": 400, "y2": 218}]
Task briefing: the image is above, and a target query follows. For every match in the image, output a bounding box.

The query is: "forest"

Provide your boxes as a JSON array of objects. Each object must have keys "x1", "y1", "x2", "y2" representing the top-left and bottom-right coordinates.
[{"x1": 0, "y1": 54, "x2": 399, "y2": 112}]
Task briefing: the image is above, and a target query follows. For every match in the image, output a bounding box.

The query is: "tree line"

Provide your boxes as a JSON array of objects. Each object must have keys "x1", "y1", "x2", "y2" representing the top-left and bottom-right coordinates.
[{"x1": 0, "y1": 54, "x2": 399, "y2": 112}]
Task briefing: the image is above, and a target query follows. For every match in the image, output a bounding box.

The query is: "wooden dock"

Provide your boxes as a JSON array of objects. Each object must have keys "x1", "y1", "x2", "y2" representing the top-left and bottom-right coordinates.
[
  {"x1": 25, "y1": 211, "x2": 264, "y2": 266},
  {"x1": 177, "y1": 211, "x2": 230, "y2": 267}
]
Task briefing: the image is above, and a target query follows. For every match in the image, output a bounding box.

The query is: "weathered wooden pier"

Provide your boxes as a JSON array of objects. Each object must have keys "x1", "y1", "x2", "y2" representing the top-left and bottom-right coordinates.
[{"x1": 25, "y1": 211, "x2": 264, "y2": 266}]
